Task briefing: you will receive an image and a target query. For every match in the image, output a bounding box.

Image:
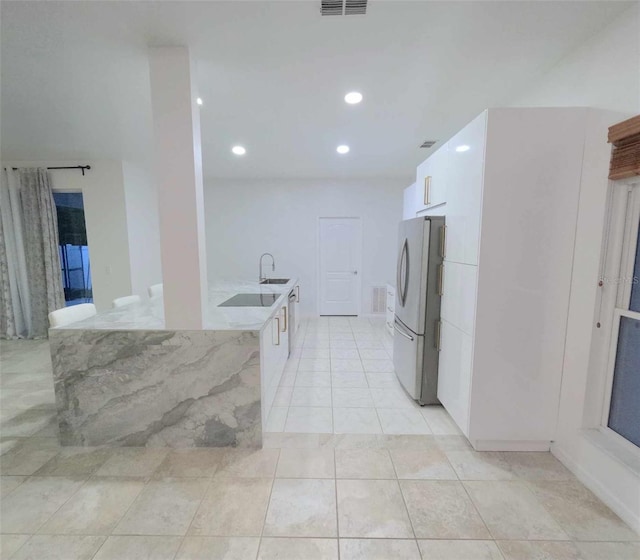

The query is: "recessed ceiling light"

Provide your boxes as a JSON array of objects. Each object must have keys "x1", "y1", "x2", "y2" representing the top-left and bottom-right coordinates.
[
  {"x1": 344, "y1": 92, "x2": 363, "y2": 104},
  {"x1": 232, "y1": 145, "x2": 246, "y2": 156},
  {"x1": 196, "y1": 97, "x2": 203, "y2": 106},
  {"x1": 455, "y1": 145, "x2": 470, "y2": 152},
  {"x1": 337, "y1": 145, "x2": 350, "y2": 154}
]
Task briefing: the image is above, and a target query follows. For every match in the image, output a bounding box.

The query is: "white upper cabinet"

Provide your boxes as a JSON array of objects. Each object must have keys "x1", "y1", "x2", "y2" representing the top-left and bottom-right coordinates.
[
  {"x1": 445, "y1": 111, "x2": 487, "y2": 265},
  {"x1": 416, "y1": 143, "x2": 449, "y2": 212},
  {"x1": 402, "y1": 182, "x2": 419, "y2": 219}
]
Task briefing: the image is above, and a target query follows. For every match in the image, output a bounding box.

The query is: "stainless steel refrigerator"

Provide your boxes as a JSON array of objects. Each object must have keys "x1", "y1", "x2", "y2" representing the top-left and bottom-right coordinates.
[{"x1": 393, "y1": 216, "x2": 445, "y2": 405}]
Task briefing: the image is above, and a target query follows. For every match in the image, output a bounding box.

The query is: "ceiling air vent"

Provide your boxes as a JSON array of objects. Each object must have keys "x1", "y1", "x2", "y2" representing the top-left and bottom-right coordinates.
[
  {"x1": 321, "y1": 0, "x2": 368, "y2": 16},
  {"x1": 420, "y1": 140, "x2": 437, "y2": 149},
  {"x1": 345, "y1": 0, "x2": 367, "y2": 15}
]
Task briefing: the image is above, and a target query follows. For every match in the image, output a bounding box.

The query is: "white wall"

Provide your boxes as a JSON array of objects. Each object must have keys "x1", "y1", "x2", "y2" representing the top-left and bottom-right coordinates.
[
  {"x1": 552, "y1": 110, "x2": 640, "y2": 533},
  {"x1": 507, "y1": 3, "x2": 640, "y2": 531},
  {"x1": 204, "y1": 178, "x2": 407, "y2": 316},
  {"x1": 511, "y1": 3, "x2": 639, "y2": 113},
  {"x1": 122, "y1": 160, "x2": 162, "y2": 300}
]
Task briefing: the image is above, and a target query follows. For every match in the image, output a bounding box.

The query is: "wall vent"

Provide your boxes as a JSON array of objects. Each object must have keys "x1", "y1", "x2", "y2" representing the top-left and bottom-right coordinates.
[
  {"x1": 371, "y1": 286, "x2": 386, "y2": 314},
  {"x1": 321, "y1": 0, "x2": 368, "y2": 16},
  {"x1": 420, "y1": 140, "x2": 437, "y2": 149}
]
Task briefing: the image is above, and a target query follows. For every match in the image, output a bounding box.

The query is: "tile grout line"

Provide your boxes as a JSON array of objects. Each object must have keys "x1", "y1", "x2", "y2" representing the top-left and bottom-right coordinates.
[
  {"x1": 388, "y1": 447, "x2": 422, "y2": 555},
  {"x1": 25, "y1": 468, "x2": 95, "y2": 538},
  {"x1": 330, "y1": 335, "x2": 336, "y2": 436},
  {"x1": 517, "y1": 477, "x2": 574, "y2": 540},
  {"x1": 87, "y1": 534, "x2": 110, "y2": 560},
  {"x1": 99, "y1": 459, "x2": 160, "y2": 540},
  {"x1": 334, "y1": 444, "x2": 340, "y2": 559},
  {"x1": 177, "y1": 457, "x2": 219, "y2": 560},
  {"x1": 257, "y1": 448, "x2": 281, "y2": 558},
  {"x1": 458, "y1": 475, "x2": 496, "y2": 542}
]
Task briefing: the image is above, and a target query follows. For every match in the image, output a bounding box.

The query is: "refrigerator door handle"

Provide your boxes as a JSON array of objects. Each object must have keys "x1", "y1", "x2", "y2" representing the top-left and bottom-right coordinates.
[
  {"x1": 393, "y1": 319, "x2": 414, "y2": 341},
  {"x1": 396, "y1": 240, "x2": 403, "y2": 305},
  {"x1": 397, "y1": 238, "x2": 409, "y2": 306}
]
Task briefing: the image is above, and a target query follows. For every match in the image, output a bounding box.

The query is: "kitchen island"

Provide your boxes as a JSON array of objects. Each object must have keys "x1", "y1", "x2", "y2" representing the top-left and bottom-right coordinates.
[{"x1": 49, "y1": 279, "x2": 298, "y2": 448}]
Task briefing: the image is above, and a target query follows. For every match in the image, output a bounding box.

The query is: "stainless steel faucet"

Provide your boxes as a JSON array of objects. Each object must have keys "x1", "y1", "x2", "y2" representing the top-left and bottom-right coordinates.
[{"x1": 259, "y1": 253, "x2": 275, "y2": 282}]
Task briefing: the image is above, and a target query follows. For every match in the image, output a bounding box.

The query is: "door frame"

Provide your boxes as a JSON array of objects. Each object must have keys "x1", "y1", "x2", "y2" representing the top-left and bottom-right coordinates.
[{"x1": 317, "y1": 216, "x2": 363, "y2": 316}]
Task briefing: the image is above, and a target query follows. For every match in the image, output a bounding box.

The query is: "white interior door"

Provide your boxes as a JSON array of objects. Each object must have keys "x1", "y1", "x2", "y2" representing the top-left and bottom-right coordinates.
[{"x1": 319, "y1": 217, "x2": 361, "y2": 315}]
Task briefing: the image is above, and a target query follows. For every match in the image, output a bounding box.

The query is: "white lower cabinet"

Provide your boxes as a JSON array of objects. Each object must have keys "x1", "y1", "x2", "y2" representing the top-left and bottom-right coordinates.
[
  {"x1": 385, "y1": 285, "x2": 395, "y2": 337},
  {"x1": 437, "y1": 320, "x2": 472, "y2": 437},
  {"x1": 260, "y1": 303, "x2": 289, "y2": 426},
  {"x1": 440, "y1": 261, "x2": 477, "y2": 336},
  {"x1": 294, "y1": 284, "x2": 301, "y2": 335}
]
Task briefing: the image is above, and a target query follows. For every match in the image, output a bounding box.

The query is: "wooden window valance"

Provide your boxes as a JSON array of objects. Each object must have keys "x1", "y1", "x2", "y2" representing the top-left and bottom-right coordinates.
[{"x1": 608, "y1": 114, "x2": 640, "y2": 180}]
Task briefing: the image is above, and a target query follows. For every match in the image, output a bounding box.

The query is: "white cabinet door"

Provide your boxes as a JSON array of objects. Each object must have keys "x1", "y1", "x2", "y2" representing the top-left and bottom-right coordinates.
[
  {"x1": 261, "y1": 304, "x2": 289, "y2": 425},
  {"x1": 385, "y1": 285, "x2": 395, "y2": 337},
  {"x1": 440, "y1": 261, "x2": 477, "y2": 336},
  {"x1": 385, "y1": 313, "x2": 394, "y2": 337},
  {"x1": 402, "y1": 183, "x2": 419, "y2": 219},
  {"x1": 415, "y1": 158, "x2": 432, "y2": 211},
  {"x1": 276, "y1": 304, "x2": 289, "y2": 372},
  {"x1": 416, "y1": 145, "x2": 449, "y2": 212},
  {"x1": 260, "y1": 317, "x2": 278, "y2": 425},
  {"x1": 294, "y1": 285, "x2": 301, "y2": 335},
  {"x1": 437, "y1": 320, "x2": 472, "y2": 437},
  {"x1": 445, "y1": 111, "x2": 486, "y2": 265},
  {"x1": 271, "y1": 304, "x2": 290, "y2": 385}
]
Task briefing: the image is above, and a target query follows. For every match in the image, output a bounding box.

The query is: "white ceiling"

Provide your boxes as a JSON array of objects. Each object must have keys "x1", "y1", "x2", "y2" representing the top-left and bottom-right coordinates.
[{"x1": 0, "y1": 1, "x2": 631, "y2": 179}]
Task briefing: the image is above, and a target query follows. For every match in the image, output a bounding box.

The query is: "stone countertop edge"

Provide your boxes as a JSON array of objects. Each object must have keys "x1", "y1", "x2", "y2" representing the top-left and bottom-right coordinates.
[{"x1": 49, "y1": 277, "x2": 299, "y2": 333}]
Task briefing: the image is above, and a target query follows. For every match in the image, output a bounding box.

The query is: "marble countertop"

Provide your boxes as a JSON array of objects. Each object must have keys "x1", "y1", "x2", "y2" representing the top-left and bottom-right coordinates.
[{"x1": 52, "y1": 278, "x2": 298, "y2": 332}]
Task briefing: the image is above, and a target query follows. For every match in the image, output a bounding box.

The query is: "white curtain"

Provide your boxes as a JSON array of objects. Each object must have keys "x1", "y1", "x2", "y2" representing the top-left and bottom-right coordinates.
[
  {"x1": 0, "y1": 168, "x2": 31, "y2": 337},
  {"x1": 0, "y1": 167, "x2": 64, "y2": 338}
]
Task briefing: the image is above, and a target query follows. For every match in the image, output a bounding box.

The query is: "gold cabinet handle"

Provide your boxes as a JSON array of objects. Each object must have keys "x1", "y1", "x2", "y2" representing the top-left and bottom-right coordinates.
[
  {"x1": 440, "y1": 225, "x2": 447, "y2": 259},
  {"x1": 424, "y1": 176, "x2": 432, "y2": 205},
  {"x1": 275, "y1": 317, "x2": 281, "y2": 345},
  {"x1": 295, "y1": 285, "x2": 300, "y2": 302},
  {"x1": 435, "y1": 320, "x2": 442, "y2": 351},
  {"x1": 437, "y1": 264, "x2": 444, "y2": 296},
  {"x1": 282, "y1": 305, "x2": 288, "y2": 332}
]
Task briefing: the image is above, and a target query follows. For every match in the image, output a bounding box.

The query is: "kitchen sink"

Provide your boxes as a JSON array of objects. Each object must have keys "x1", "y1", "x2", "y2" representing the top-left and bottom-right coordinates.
[
  {"x1": 218, "y1": 293, "x2": 280, "y2": 307},
  {"x1": 260, "y1": 278, "x2": 290, "y2": 284}
]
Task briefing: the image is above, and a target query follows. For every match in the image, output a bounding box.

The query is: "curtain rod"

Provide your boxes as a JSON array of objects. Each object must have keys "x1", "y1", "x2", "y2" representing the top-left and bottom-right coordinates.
[{"x1": 11, "y1": 165, "x2": 91, "y2": 176}]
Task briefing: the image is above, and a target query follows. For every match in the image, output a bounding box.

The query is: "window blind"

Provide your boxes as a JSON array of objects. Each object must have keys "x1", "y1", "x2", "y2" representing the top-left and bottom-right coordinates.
[{"x1": 608, "y1": 114, "x2": 640, "y2": 180}]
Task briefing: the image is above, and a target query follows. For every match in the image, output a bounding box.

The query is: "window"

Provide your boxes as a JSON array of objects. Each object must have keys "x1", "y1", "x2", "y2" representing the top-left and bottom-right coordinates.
[
  {"x1": 602, "y1": 181, "x2": 640, "y2": 448},
  {"x1": 53, "y1": 192, "x2": 93, "y2": 306}
]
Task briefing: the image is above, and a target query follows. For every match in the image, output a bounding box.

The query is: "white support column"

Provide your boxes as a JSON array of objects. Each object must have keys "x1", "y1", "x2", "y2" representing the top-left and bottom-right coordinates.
[{"x1": 148, "y1": 46, "x2": 208, "y2": 329}]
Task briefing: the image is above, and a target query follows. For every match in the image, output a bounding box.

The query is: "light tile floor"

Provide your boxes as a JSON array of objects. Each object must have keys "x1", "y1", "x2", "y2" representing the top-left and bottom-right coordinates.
[
  {"x1": 1, "y1": 332, "x2": 639, "y2": 559},
  {"x1": 267, "y1": 317, "x2": 462, "y2": 436}
]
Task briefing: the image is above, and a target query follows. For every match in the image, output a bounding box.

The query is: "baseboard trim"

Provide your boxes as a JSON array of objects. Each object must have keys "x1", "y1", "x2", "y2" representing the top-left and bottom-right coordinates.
[
  {"x1": 470, "y1": 439, "x2": 551, "y2": 452},
  {"x1": 551, "y1": 441, "x2": 640, "y2": 534}
]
